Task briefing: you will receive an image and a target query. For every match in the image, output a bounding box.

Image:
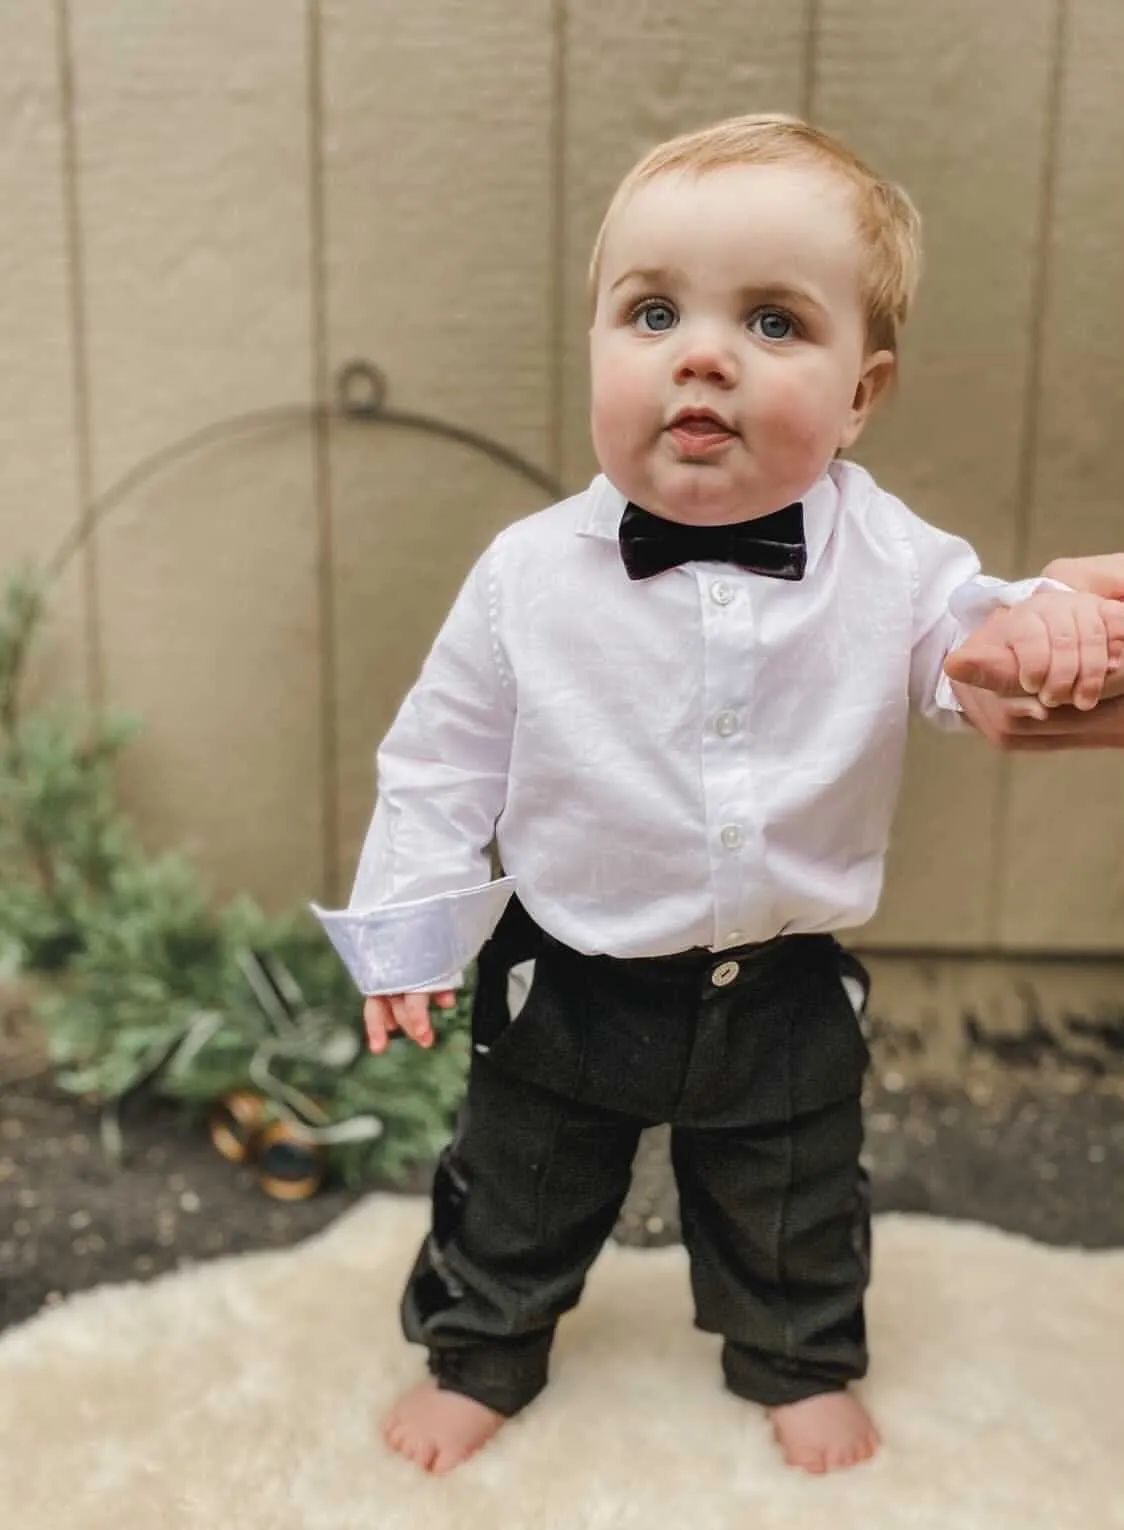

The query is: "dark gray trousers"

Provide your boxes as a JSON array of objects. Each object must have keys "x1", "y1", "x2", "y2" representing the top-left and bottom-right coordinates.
[{"x1": 401, "y1": 900, "x2": 872, "y2": 1416}]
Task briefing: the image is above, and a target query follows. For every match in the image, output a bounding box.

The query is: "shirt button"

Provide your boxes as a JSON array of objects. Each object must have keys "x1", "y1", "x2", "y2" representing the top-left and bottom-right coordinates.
[
  {"x1": 710, "y1": 579, "x2": 734, "y2": 606},
  {"x1": 714, "y1": 710, "x2": 738, "y2": 737},
  {"x1": 711, "y1": 960, "x2": 740, "y2": 987},
  {"x1": 720, "y1": 824, "x2": 743, "y2": 850}
]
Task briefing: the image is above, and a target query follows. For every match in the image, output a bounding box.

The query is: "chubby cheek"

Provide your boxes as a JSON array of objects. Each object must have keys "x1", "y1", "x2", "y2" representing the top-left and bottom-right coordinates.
[
  {"x1": 750, "y1": 373, "x2": 845, "y2": 482},
  {"x1": 589, "y1": 350, "x2": 655, "y2": 482}
]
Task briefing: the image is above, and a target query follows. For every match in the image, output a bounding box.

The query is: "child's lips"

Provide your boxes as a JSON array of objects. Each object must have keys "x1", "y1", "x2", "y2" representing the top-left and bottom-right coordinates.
[{"x1": 667, "y1": 413, "x2": 737, "y2": 454}]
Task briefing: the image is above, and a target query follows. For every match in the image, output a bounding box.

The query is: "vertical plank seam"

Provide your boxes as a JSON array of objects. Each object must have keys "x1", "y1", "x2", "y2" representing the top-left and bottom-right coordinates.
[
  {"x1": 990, "y1": 0, "x2": 1069, "y2": 945},
  {"x1": 306, "y1": 0, "x2": 340, "y2": 902},
  {"x1": 1013, "y1": 0, "x2": 1068, "y2": 575},
  {"x1": 548, "y1": 0, "x2": 568, "y2": 488},
  {"x1": 52, "y1": 0, "x2": 101, "y2": 709},
  {"x1": 801, "y1": 0, "x2": 821, "y2": 122}
]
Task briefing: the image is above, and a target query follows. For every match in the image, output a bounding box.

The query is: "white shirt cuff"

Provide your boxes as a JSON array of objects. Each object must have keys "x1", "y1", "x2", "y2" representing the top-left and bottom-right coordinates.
[
  {"x1": 931, "y1": 667, "x2": 967, "y2": 721},
  {"x1": 309, "y1": 876, "x2": 517, "y2": 995},
  {"x1": 948, "y1": 574, "x2": 1072, "y2": 631}
]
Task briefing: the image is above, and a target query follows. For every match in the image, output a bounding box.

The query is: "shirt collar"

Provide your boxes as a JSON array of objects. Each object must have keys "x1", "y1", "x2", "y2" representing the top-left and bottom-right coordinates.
[{"x1": 575, "y1": 470, "x2": 839, "y2": 579}]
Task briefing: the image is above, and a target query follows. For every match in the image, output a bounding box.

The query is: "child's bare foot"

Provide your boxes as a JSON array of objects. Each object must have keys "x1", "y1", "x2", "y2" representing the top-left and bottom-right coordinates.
[
  {"x1": 768, "y1": 1389, "x2": 880, "y2": 1474},
  {"x1": 381, "y1": 1381, "x2": 505, "y2": 1475}
]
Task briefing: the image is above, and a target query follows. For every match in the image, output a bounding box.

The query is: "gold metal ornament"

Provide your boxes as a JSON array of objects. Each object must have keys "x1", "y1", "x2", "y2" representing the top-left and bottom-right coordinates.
[
  {"x1": 253, "y1": 1117, "x2": 326, "y2": 1200},
  {"x1": 207, "y1": 1090, "x2": 269, "y2": 1164}
]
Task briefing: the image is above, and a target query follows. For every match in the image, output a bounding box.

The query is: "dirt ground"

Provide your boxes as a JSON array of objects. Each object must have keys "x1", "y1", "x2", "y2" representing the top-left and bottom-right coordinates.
[{"x1": 3, "y1": 990, "x2": 1124, "y2": 1334}]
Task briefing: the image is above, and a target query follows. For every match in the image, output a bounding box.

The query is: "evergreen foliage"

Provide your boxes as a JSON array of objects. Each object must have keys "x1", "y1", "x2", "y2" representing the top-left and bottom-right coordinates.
[{"x1": 0, "y1": 567, "x2": 468, "y2": 1185}]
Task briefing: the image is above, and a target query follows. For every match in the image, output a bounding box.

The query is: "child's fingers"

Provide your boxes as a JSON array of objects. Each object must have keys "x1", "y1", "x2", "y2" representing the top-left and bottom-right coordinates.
[
  {"x1": 363, "y1": 994, "x2": 395, "y2": 1054},
  {"x1": 364, "y1": 991, "x2": 455, "y2": 1055},
  {"x1": 1104, "y1": 600, "x2": 1124, "y2": 671},
  {"x1": 1011, "y1": 610, "x2": 1056, "y2": 697},
  {"x1": 389, "y1": 992, "x2": 435, "y2": 1048},
  {"x1": 1031, "y1": 607, "x2": 1085, "y2": 705},
  {"x1": 1069, "y1": 602, "x2": 1110, "y2": 711}
]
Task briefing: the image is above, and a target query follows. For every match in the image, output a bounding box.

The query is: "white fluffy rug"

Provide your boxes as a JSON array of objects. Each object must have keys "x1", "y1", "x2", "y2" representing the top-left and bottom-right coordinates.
[{"x1": 2, "y1": 1196, "x2": 1123, "y2": 1530}]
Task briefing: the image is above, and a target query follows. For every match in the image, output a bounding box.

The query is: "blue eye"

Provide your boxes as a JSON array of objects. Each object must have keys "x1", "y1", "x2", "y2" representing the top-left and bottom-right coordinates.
[
  {"x1": 635, "y1": 302, "x2": 678, "y2": 333},
  {"x1": 752, "y1": 309, "x2": 795, "y2": 341}
]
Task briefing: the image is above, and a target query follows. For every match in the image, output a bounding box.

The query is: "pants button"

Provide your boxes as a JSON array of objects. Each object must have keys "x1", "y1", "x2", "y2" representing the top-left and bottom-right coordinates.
[{"x1": 711, "y1": 960, "x2": 740, "y2": 987}]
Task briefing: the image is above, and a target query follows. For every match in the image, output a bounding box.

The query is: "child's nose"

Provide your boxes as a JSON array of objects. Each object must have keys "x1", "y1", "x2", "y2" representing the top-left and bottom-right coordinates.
[{"x1": 672, "y1": 332, "x2": 738, "y2": 387}]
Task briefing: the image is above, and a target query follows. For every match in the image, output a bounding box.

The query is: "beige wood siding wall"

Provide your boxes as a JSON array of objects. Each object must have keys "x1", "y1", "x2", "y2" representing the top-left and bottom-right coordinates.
[{"x1": 2, "y1": 0, "x2": 1122, "y2": 952}]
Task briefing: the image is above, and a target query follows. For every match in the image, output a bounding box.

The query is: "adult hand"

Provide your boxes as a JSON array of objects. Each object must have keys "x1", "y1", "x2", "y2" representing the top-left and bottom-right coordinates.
[
  {"x1": 951, "y1": 679, "x2": 1124, "y2": 750},
  {"x1": 1042, "y1": 553, "x2": 1124, "y2": 599}
]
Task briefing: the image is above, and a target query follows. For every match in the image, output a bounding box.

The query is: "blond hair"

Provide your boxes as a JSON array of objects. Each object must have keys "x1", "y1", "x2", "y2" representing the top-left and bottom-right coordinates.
[{"x1": 589, "y1": 113, "x2": 921, "y2": 355}]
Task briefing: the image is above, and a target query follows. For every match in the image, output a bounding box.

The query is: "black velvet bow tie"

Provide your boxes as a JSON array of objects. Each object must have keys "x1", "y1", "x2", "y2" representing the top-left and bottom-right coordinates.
[{"x1": 618, "y1": 500, "x2": 807, "y2": 582}]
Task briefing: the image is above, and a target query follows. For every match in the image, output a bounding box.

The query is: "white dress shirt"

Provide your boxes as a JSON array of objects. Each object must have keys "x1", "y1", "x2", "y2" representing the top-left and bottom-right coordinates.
[{"x1": 313, "y1": 463, "x2": 1052, "y2": 995}]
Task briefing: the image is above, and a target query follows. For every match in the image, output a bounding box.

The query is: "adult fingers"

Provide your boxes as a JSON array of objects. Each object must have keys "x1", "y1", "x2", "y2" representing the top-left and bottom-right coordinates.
[
  {"x1": 1003, "y1": 694, "x2": 1124, "y2": 744},
  {"x1": 1043, "y1": 554, "x2": 1124, "y2": 600},
  {"x1": 943, "y1": 640, "x2": 1023, "y2": 695}
]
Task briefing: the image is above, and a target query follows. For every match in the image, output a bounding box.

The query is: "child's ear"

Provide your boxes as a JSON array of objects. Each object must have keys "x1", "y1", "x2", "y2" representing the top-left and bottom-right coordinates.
[{"x1": 838, "y1": 350, "x2": 896, "y2": 449}]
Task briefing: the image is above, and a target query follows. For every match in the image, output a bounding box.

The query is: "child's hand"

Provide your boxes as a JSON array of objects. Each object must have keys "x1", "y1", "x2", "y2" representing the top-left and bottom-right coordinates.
[
  {"x1": 363, "y1": 990, "x2": 457, "y2": 1054},
  {"x1": 945, "y1": 591, "x2": 1124, "y2": 712}
]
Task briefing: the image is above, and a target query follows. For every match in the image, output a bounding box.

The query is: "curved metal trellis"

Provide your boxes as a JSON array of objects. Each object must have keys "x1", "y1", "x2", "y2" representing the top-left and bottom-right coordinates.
[
  {"x1": 44, "y1": 358, "x2": 565, "y2": 584},
  {"x1": 13, "y1": 361, "x2": 567, "y2": 1166}
]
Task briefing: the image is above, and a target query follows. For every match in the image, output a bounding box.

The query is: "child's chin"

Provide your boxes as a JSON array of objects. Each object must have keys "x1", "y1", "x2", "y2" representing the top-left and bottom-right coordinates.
[{"x1": 656, "y1": 466, "x2": 757, "y2": 522}]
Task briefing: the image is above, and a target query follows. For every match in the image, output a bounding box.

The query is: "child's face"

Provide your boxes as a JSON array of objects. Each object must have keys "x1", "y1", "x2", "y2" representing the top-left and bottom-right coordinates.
[{"x1": 589, "y1": 162, "x2": 894, "y2": 525}]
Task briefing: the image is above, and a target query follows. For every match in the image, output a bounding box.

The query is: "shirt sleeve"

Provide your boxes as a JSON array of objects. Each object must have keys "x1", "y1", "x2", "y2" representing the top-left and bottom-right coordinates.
[
  {"x1": 897, "y1": 501, "x2": 1071, "y2": 729},
  {"x1": 896, "y1": 503, "x2": 981, "y2": 728},
  {"x1": 309, "y1": 545, "x2": 517, "y2": 995}
]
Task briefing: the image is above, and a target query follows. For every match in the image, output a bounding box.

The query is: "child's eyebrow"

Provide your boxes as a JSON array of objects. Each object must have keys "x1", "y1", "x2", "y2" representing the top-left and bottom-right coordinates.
[
  {"x1": 608, "y1": 266, "x2": 686, "y2": 293},
  {"x1": 738, "y1": 282, "x2": 828, "y2": 315}
]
